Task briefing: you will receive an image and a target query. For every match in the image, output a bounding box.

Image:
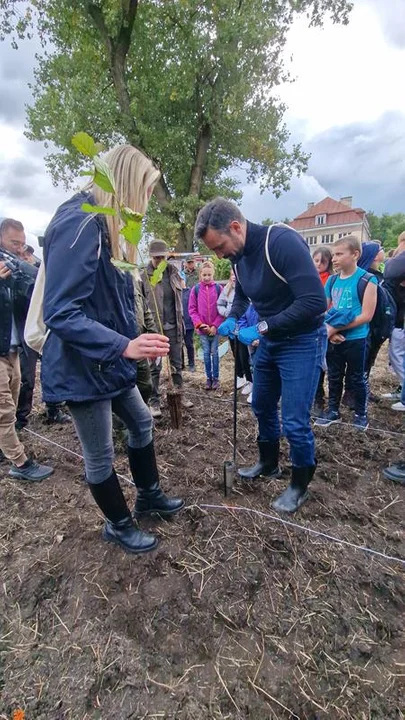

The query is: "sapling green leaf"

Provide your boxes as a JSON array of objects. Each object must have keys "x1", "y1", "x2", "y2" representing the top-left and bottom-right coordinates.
[
  {"x1": 120, "y1": 206, "x2": 143, "y2": 224},
  {"x1": 72, "y1": 132, "x2": 97, "y2": 157},
  {"x1": 81, "y1": 203, "x2": 117, "y2": 215},
  {"x1": 93, "y1": 156, "x2": 116, "y2": 193},
  {"x1": 150, "y1": 260, "x2": 167, "y2": 287},
  {"x1": 121, "y1": 221, "x2": 142, "y2": 245},
  {"x1": 111, "y1": 259, "x2": 137, "y2": 271}
]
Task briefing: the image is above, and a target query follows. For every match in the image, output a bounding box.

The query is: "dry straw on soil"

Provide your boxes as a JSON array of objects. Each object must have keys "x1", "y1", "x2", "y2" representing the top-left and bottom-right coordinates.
[{"x1": 0, "y1": 348, "x2": 404, "y2": 719}]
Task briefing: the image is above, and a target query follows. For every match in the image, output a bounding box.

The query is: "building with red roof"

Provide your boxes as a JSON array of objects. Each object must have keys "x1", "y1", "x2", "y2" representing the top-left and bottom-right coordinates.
[{"x1": 289, "y1": 196, "x2": 371, "y2": 250}]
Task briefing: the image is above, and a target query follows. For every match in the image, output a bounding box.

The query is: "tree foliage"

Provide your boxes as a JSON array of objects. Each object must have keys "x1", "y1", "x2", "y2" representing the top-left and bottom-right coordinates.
[
  {"x1": 1, "y1": 0, "x2": 352, "y2": 250},
  {"x1": 367, "y1": 211, "x2": 405, "y2": 250}
]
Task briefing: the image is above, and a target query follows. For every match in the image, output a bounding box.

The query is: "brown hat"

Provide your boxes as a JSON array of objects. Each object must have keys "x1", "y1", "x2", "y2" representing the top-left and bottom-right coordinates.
[{"x1": 149, "y1": 239, "x2": 168, "y2": 257}]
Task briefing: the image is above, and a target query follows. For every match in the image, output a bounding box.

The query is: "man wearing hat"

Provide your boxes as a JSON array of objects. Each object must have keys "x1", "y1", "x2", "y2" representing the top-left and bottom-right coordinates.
[
  {"x1": 184, "y1": 257, "x2": 199, "y2": 288},
  {"x1": 142, "y1": 240, "x2": 193, "y2": 418}
]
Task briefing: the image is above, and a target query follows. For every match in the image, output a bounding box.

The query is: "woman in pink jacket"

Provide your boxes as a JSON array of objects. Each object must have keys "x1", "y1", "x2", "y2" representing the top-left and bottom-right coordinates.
[{"x1": 188, "y1": 261, "x2": 223, "y2": 390}]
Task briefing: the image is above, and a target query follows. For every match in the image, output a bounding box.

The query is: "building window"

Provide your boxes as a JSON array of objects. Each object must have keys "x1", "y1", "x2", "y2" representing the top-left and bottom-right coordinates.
[
  {"x1": 307, "y1": 236, "x2": 317, "y2": 246},
  {"x1": 338, "y1": 232, "x2": 348, "y2": 239},
  {"x1": 315, "y1": 214, "x2": 326, "y2": 226},
  {"x1": 321, "y1": 234, "x2": 334, "y2": 244}
]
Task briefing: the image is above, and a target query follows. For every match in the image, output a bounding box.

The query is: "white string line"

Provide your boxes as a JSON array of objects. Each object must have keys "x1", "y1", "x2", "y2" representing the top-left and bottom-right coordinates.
[
  {"x1": 23, "y1": 427, "x2": 405, "y2": 567},
  {"x1": 23, "y1": 427, "x2": 136, "y2": 487},
  {"x1": 198, "y1": 503, "x2": 405, "y2": 567}
]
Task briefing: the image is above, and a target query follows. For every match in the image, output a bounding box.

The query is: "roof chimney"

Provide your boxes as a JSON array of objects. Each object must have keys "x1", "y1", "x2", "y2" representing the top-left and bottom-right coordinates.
[
  {"x1": 340, "y1": 196, "x2": 352, "y2": 208},
  {"x1": 307, "y1": 202, "x2": 314, "y2": 209}
]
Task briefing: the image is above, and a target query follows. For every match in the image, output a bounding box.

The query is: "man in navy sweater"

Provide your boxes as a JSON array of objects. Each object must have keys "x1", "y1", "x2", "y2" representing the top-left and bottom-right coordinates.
[{"x1": 195, "y1": 198, "x2": 327, "y2": 512}]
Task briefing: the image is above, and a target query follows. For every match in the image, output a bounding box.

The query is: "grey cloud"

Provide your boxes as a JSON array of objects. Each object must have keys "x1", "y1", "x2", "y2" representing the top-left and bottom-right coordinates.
[
  {"x1": 307, "y1": 112, "x2": 405, "y2": 213},
  {"x1": 0, "y1": 35, "x2": 36, "y2": 126},
  {"x1": 0, "y1": 140, "x2": 67, "y2": 218},
  {"x1": 239, "y1": 111, "x2": 405, "y2": 222}
]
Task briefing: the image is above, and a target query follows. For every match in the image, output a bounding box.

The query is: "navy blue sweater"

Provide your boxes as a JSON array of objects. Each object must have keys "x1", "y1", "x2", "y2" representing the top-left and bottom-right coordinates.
[{"x1": 230, "y1": 222, "x2": 326, "y2": 338}]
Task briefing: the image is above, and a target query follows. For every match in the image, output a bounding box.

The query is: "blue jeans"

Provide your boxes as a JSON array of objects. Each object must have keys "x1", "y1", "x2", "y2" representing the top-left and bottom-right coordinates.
[
  {"x1": 68, "y1": 386, "x2": 153, "y2": 484},
  {"x1": 252, "y1": 327, "x2": 327, "y2": 467},
  {"x1": 200, "y1": 334, "x2": 219, "y2": 380}
]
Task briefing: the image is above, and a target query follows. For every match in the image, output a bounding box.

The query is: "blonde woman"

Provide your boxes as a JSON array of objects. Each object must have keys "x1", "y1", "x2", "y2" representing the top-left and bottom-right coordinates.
[{"x1": 41, "y1": 145, "x2": 184, "y2": 554}]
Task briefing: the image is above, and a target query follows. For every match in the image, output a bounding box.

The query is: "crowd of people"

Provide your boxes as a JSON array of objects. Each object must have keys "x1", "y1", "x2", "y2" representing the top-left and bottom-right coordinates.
[{"x1": 1, "y1": 143, "x2": 404, "y2": 554}]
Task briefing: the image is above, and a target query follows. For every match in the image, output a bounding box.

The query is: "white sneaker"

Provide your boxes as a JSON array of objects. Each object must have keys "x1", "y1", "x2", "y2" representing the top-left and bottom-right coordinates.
[
  {"x1": 391, "y1": 401, "x2": 405, "y2": 411},
  {"x1": 241, "y1": 381, "x2": 253, "y2": 396},
  {"x1": 382, "y1": 390, "x2": 401, "y2": 399},
  {"x1": 247, "y1": 392, "x2": 252, "y2": 404},
  {"x1": 150, "y1": 405, "x2": 162, "y2": 419},
  {"x1": 236, "y1": 376, "x2": 247, "y2": 390}
]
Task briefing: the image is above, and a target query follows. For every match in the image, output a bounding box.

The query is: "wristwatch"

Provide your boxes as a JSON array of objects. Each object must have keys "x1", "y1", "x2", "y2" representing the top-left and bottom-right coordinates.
[{"x1": 256, "y1": 320, "x2": 268, "y2": 336}]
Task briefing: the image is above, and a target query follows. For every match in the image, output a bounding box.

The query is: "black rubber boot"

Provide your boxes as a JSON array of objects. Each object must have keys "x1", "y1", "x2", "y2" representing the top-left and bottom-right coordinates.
[
  {"x1": 128, "y1": 442, "x2": 185, "y2": 518},
  {"x1": 272, "y1": 465, "x2": 316, "y2": 513},
  {"x1": 88, "y1": 470, "x2": 158, "y2": 553},
  {"x1": 238, "y1": 440, "x2": 281, "y2": 480}
]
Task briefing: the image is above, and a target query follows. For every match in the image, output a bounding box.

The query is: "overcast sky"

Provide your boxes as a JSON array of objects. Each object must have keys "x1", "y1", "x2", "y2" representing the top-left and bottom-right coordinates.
[{"x1": 1, "y1": 0, "x2": 405, "y2": 246}]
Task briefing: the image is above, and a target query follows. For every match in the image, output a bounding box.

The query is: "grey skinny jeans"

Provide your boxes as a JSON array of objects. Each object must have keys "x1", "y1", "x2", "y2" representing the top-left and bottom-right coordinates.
[{"x1": 68, "y1": 386, "x2": 153, "y2": 484}]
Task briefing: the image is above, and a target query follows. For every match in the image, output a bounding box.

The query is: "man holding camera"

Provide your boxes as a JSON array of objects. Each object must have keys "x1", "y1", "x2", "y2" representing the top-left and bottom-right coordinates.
[{"x1": 0, "y1": 218, "x2": 53, "y2": 480}]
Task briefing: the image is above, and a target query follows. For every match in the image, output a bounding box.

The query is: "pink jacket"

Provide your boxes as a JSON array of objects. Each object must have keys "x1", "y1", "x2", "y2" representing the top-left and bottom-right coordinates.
[{"x1": 188, "y1": 282, "x2": 223, "y2": 334}]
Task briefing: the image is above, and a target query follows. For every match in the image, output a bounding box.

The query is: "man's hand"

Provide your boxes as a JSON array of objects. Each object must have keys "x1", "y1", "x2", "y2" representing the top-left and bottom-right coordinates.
[
  {"x1": 238, "y1": 325, "x2": 261, "y2": 345},
  {"x1": 218, "y1": 317, "x2": 237, "y2": 337},
  {"x1": 0, "y1": 261, "x2": 12, "y2": 281},
  {"x1": 123, "y1": 333, "x2": 170, "y2": 360},
  {"x1": 326, "y1": 323, "x2": 338, "y2": 340},
  {"x1": 330, "y1": 333, "x2": 345, "y2": 345}
]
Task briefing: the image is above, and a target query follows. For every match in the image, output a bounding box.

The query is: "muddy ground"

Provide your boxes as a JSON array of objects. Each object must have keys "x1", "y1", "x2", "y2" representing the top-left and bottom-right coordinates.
[{"x1": 0, "y1": 348, "x2": 404, "y2": 720}]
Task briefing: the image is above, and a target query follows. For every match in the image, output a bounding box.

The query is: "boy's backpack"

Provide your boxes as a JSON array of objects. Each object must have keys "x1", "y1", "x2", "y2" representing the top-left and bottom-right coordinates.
[
  {"x1": 194, "y1": 282, "x2": 222, "y2": 299},
  {"x1": 329, "y1": 271, "x2": 396, "y2": 343}
]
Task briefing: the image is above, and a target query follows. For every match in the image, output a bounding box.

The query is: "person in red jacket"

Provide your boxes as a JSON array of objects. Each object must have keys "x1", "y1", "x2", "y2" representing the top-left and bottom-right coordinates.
[
  {"x1": 312, "y1": 247, "x2": 333, "y2": 286},
  {"x1": 188, "y1": 261, "x2": 223, "y2": 390}
]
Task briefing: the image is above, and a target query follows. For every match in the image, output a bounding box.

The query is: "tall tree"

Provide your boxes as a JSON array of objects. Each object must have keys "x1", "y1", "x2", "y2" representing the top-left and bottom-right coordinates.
[{"x1": 1, "y1": 0, "x2": 352, "y2": 250}]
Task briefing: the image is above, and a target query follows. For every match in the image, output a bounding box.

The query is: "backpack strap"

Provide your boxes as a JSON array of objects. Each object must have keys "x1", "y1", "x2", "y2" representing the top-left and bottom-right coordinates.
[
  {"x1": 264, "y1": 224, "x2": 288, "y2": 284},
  {"x1": 234, "y1": 223, "x2": 289, "y2": 285},
  {"x1": 357, "y1": 271, "x2": 373, "y2": 304}
]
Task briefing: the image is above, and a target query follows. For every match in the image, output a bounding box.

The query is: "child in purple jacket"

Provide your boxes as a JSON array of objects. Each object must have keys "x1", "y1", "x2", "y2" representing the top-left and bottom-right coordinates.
[{"x1": 188, "y1": 261, "x2": 223, "y2": 389}]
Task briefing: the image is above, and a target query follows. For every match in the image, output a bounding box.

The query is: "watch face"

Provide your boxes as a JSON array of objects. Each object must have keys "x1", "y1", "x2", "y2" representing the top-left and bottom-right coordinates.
[{"x1": 257, "y1": 321, "x2": 267, "y2": 334}]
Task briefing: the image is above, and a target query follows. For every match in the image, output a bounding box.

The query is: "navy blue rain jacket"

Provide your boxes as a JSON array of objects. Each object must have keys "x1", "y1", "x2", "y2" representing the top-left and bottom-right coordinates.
[{"x1": 41, "y1": 192, "x2": 138, "y2": 403}]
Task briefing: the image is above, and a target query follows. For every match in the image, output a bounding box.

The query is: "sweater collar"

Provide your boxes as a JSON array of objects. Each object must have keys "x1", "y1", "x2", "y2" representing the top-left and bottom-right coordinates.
[{"x1": 242, "y1": 221, "x2": 268, "y2": 258}]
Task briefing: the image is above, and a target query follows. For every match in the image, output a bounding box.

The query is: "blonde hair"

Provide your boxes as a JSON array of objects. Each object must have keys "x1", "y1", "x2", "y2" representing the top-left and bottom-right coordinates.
[
  {"x1": 333, "y1": 234, "x2": 362, "y2": 254},
  {"x1": 86, "y1": 145, "x2": 160, "y2": 262},
  {"x1": 199, "y1": 260, "x2": 215, "y2": 278}
]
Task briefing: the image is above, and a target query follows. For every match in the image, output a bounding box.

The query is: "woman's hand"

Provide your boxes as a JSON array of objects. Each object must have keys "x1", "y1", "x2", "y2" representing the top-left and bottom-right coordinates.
[
  {"x1": 199, "y1": 323, "x2": 209, "y2": 334},
  {"x1": 208, "y1": 326, "x2": 217, "y2": 336},
  {"x1": 123, "y1": 333, "x2": 170, "y2": 360}
]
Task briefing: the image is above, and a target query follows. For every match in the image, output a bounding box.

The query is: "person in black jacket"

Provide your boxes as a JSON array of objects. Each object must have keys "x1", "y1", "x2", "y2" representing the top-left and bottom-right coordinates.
[
  {"x1": 0, "y1": 218, "x2": 53, "y2": 481},
  {"x1": 195, "y1": 198, "x2": 327, "y2": 513},
  {"x1": 41, "y1": 145, "x2": 184, "y2": 554}
]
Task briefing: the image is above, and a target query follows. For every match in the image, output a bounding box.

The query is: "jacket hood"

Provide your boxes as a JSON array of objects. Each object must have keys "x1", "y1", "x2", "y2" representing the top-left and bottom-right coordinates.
[{"x1": 358, "y1": 241, "x2": 380, "y2": 270}]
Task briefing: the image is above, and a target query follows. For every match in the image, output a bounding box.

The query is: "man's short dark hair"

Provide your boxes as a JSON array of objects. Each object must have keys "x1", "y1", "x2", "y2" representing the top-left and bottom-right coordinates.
[
  {"x1": 195, "y1": 198, "x2": 244, "y2": 241},
  {"x1": 0, "y1": 218, "x2": 24, "y2": 237}
]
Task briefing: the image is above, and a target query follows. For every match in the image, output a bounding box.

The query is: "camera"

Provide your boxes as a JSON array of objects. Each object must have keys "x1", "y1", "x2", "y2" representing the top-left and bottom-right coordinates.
[{"x1": 0, "y1": 248, "x2": 38, "y2": 295}]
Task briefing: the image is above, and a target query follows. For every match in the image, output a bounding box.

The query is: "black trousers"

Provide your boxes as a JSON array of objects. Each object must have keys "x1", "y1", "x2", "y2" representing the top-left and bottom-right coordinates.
[
  {"x1": 184, "y1": 329, "x2": 195, "y2": 367},
  {"x1": 230, "y1": 338, "x2": 252, "y2": 383},
  {"x1": 16, "y1": 345, "x2": 63, "y2": 424},
  {"x1": 326, "y1": 338, "x2": 367, "y2": 416}
]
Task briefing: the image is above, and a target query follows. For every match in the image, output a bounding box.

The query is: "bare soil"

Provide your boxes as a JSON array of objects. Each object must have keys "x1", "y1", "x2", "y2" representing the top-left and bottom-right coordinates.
[{"x1": 1, "y1": 348, "x2": 404, "y2": 720}]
